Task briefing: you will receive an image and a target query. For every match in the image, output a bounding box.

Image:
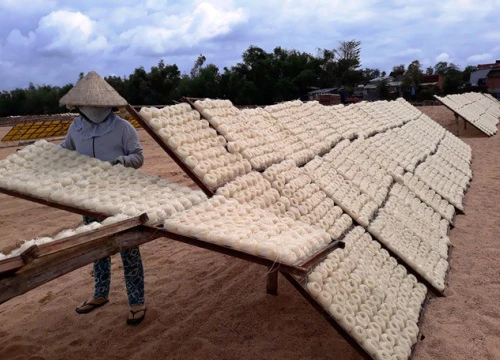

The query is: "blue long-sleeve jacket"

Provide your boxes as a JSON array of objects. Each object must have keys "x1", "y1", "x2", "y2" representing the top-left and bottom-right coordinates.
[{"x1": 60, "y1": 113, "x2": 144, "y2": 169}]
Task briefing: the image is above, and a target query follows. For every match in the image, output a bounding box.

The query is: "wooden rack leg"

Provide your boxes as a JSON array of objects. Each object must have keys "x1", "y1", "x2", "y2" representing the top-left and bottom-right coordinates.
[
  {"x1": 281, "y1": 272, "x2": 373, "y2": 360},
  {"x1": 454, "y1": 113, "x2": 460, "y2": 137},
  {"x1": 266, "y1": 268, "x2": 279, "y2": 296}
]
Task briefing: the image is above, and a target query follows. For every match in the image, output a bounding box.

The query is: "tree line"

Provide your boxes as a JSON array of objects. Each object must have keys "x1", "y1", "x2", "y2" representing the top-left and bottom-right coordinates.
[
  {"x1": 378, "y1": 60, "x2": 477, "y2": 101},
  {"x1": 0, "y1": 41, "x2": 478, "y2": 117}
]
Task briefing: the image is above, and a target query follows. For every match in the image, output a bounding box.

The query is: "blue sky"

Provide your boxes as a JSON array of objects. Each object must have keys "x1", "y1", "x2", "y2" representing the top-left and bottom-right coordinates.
[{"x1": 0, "y1": 0, "x2": 498, "y2": 90}]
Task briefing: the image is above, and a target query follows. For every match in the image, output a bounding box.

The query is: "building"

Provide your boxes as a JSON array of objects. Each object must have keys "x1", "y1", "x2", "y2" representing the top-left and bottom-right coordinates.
[
  {"x1": 357, "y1": 76, "x2": 402, "y2": 100},
  {"x1": 486, "y1": 68, "x2": 500, "y2": 96},
  {"x1": 420, "y1": 74, "x2": 445, "y2": 92},
  {"x1": 470, "y1": 69, "x2": 491, "y2": 87},
  {"x1": 476, "y1": 60, "x2": 500, "y2": 70},
  {"x1": 306, "y1": 88, "x2": 342, "y2": 105},
  {"x1": 469, "y1": 60, "x2": 500, "y2": 97}
]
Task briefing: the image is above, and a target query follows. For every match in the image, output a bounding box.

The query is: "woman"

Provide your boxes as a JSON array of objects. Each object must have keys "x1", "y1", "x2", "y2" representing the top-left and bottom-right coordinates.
[{"x1": 59, "y1": 71, "x2": 146, "y2": 325}]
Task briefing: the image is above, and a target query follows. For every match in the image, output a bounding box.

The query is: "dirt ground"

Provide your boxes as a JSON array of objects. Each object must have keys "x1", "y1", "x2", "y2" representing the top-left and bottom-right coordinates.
[{"x1": 0, "y1": 105, "x2": 498, "y2": 360}]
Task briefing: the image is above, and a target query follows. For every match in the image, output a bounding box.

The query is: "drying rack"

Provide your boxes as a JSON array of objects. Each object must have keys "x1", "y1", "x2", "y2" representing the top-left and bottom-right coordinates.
[
  {"x1": 123, "y1": 101, "x2": 449, "y2": 359},
  {"x1": 0, "y1": 184, "x2": 344, "y2": 294},
  {"x1": 433, "y1": 95, "x2": 495, "y2": 137},
  {"x1": 131, "y1": 98, "x2": 451, "y2": 292},
  {"x1": 0, "y1": 99, "x2": 467, "y2": 360}
]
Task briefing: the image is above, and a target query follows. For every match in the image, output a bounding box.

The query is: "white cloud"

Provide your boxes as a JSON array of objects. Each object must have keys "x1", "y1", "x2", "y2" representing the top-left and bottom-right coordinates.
[
  {"x1": 421, "y1": 58, "x2": 431, "y2": 67},
  {"x1": 0, "y1": 0, "x2": 499, "y2": 90},
  {"x1": 0, "y1": 0, "x2": 57, "y2": 11},
  {"x1": 37, "y1": 10, "x2": 108, "y2": 54},
  {"x1": 0, "y1": 59, "x2": 14, "y2": 67},
  {"x1": 106, "y1": 6, "x2": 149, "y2": 27},
  {"x1": 119, "y1": 2, "x2": 247, "y2": 55},
  {"x1": 436, "y1": 0, "x2": 498, "y2": 23},
  {"x1": 397, "y1": 48, "x2": 424, "y2": 57},
  {"x1": 466, "y1": 53, "x2": 492, "y2": 63},
  {"x1": 3, "y1": 9, "x2": 109, "y2": 57},
  {"x1": 435, "y1": 53, "x2": 450, "y2": 62},
  {"x1": 482, "y1": 31, "x2": 500, "y2": 41},
  {"x1": 191, "y1": 2, "x2": 246, "y2": 36},
  {"x1": 7, "y1": 29, "x2": 35, "y2": 47}
]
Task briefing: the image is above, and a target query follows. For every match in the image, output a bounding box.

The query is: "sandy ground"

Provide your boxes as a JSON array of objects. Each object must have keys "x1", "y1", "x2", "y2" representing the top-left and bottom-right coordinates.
[{"x1": 0, "y1": 105, "x2": 498, "y2": 360}]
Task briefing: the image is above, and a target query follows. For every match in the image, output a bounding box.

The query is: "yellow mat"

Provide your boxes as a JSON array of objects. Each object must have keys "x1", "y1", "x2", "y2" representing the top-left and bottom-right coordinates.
[{"x1": 2, "y1": 113, "x2": 141, "y2": 142}]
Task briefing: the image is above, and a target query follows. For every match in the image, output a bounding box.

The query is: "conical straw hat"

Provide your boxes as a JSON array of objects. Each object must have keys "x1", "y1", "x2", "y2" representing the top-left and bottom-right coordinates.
[{"x1": 59, "y1": 71, "x2": 128, "y2": 107}]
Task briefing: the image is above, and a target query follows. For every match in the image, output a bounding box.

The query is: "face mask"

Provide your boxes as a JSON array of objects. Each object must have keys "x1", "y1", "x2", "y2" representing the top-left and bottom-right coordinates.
[{"x1": 80, "y1": 106, "x2": 112, "y2": 124}]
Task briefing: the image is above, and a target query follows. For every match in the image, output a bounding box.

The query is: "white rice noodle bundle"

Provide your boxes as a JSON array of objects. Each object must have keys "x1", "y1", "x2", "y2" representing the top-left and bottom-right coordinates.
[
  {"x1": 306, "y1": 226, "x2": 427, "y2": 359},
  {"x1": 0, "y1": 140, "x2": 208, "y2": 229},
  {"x1": 164, "y1": 196, "x2": 331, "y2": 265}
]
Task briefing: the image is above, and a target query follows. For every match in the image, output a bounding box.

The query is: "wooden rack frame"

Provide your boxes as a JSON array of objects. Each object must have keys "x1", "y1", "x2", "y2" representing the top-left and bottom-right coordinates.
[
  {"x1": 0, "y1": 215, "x2": 148, "y2": 276},
  {"x1": 144, "y1": 226, "x2": 307, "y2": 276},
  {"x1": 281, "y1": 271, "x2": 432, "y2": 360},
  {"x1": 0, "y1": 188, "x2": 109, "y2": 220},
  {"x1": 0, "y1": 184, "x2": 345, "y2": 295},
  {"x1": 0, "y1": 214, "x2": 153, "y2": 305},
  {"x1": 433, "y1": 96, "x2": 494, "y2": 137},
  {"x1": 140, "y1": 224, "x2": 433, "y2": 360},
  {"x1": 142, "y1": 226, "x2": 346, "y2": 280},
  {"x1": 0, "y1": 100, "x2": 446, "y2": 360},
  {"x1": 282, "y1": 272, "x2": 373, "y2": 360},
  {"x1": 125, "y1": 104, "x2": 214, "y2": 197},
  {"x1": 126, "y1": 100, "x2": 451, "y2": 296},
  {"x1": 0, "y1": 245, "x2": 39, "y2": 276}
]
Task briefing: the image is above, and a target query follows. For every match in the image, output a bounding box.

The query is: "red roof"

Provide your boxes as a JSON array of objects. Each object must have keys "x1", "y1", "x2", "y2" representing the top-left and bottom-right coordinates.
[{"x1": 477, "y1": 60, "x2": 500, "y2": 70}]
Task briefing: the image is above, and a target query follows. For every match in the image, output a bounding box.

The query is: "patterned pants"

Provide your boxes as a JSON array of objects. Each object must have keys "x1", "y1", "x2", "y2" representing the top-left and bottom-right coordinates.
[{"x1": 84, "y1": 217, "x2": 145, "y2": 306}]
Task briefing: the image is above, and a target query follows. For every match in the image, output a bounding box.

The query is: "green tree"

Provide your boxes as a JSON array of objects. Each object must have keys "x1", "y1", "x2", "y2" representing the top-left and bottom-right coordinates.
[
  {"x1": 0, "y1": 39, "x2": 368, "y2": 113},
  {"x1": 442, "y1": 68, "x2": 464, "y2": 95},
  {"x1": 462, "y1": 65, "x2": 477, "y2": 84},
  {"x1": 333, "y1": 40, "x2": 363, "y2": 87},
  {"x1": 361, "y1": 68, "x2": 381, "y2": 82},
  {"x1": 431, "y1": 62, "x2": 464, "y2": 95},
  {"x1": 390, "y1": 64, "x2": 405, "y2": 78},
  {"x1": 190, "y1": 54, "x2": 207, "y2": 78},
  {"x1": 434, "y1": 61, "x2": 448, "y2": 75},
  {"x1": 149, "y1": 60, "x2": 181, "y2": 103},
  {"x1": 402, "y1": 60, "x2": 423, "y2": 90},
  {"x1": 335, "y1": 40, "x2": 361, "y2": 69},
  {"x1": 377, "y1": 78, "x2": 390, "y2": 100}
]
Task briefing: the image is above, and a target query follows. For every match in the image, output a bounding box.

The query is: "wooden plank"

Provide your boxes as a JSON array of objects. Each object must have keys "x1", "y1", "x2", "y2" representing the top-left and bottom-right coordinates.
[
  {"x1": 37, "y1": 214, "x2": 149, "y2": 256},
  {"x1": 0, "y1": 215, "x2": 148, "y2": 278},
  {"x1": 281, "y1": 272, "x2": 373, "y2": 360},
  {"x1": 0, "y1": 257, "x2": 25, "y2": 276},
  {"x1": 0, "y1": 244, "x2": 41, "y2": 276},
  {"x1": 20, "y1": 245, "x2": 40, "y2": 264},
  {"x1": 125, "y1": 104, "x2": 214, "y2": 197},
  {"x1": 0, "y1": 227, "x2": 161, "y2": 305},
  {"x1": 144, "y1": 226, "x2": 308, "y2": 277},
  {"x1": 298, "y1": 239, "x2": 344, "y2": 270},
  {"x1": 0, "y1": 187, "x2": 108, "y2": 220},
  {"x1": 266, "y1": 268, "x2": 279, "y2": 296}
]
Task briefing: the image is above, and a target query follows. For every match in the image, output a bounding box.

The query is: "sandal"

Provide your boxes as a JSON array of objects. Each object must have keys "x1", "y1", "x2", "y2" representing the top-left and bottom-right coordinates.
[
  {"x1": 75, "y1": 298, "x2": 109, "y2": 314},
  {"x1": 126, "y1": 308, "x2": 147, "y2": 326}
]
